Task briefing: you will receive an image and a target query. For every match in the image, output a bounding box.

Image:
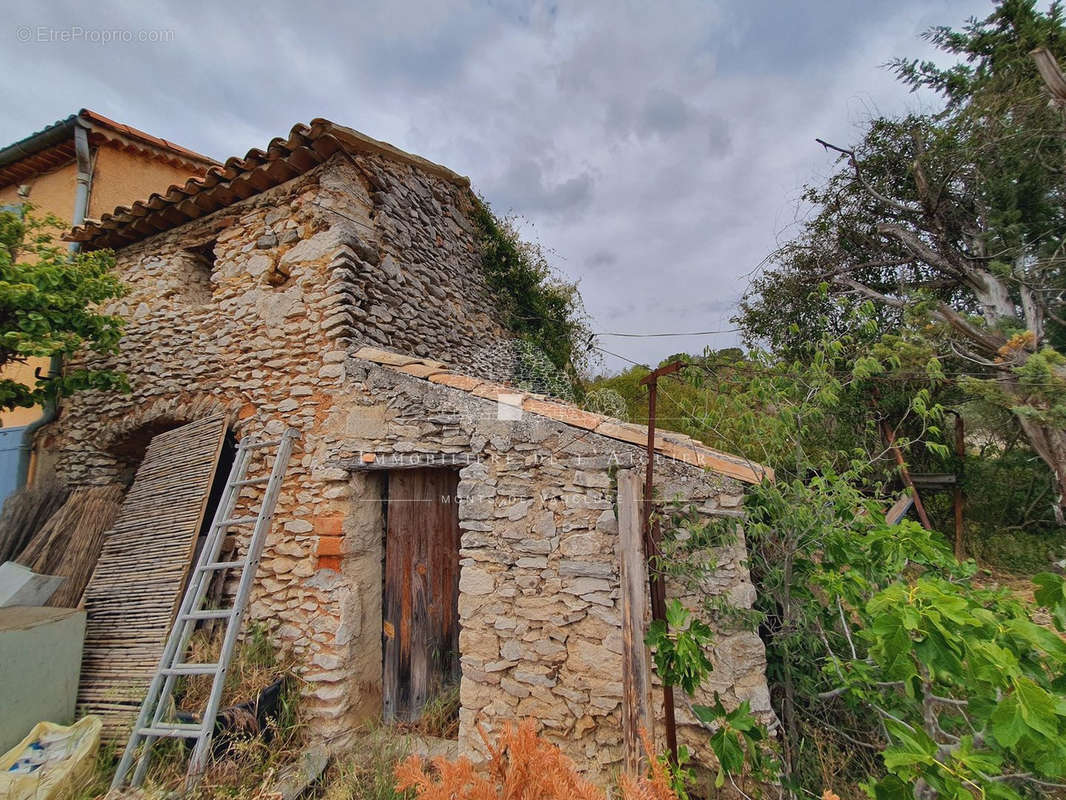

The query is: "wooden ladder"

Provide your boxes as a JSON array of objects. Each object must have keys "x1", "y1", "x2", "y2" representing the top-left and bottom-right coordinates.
[{"x1": 110, "y1": 428, "x2": 300, "y2": 793}]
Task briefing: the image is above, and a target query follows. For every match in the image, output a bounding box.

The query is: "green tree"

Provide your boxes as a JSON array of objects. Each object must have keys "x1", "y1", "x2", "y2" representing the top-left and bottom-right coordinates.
[
  {"x1": 739, "y1": 1, "x2": 1066, "y2": 516},
  {"x1": 646, "y1": 338, "x2": 1066, "y2": 796},
  {"x1": 0, "y1": 207, "x2": 127, "y2": 409},
  {"x1": 735, "y1": 471, "x2": 1066, "y2": 800}
]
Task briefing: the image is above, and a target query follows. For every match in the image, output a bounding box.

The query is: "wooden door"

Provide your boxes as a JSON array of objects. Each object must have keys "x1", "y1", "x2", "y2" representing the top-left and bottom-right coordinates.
[{"x1": 383, "y1": 469, "x2": 461, "y2": 723}]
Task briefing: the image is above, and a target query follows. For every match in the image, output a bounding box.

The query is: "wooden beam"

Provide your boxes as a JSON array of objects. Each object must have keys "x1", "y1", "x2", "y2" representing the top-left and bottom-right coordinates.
[
  {"x1": 618, "y1": 469, "x2": 654, "y2": 776},
  {"x1": 341, "y1": 452, "x2": 473, "y2": 471},
  {"x1": 909, "y1": 473, "x2": 957, "y2": 488},
  {"x1": 885, "y1": 493, "x2": 914, "y2": 526}
]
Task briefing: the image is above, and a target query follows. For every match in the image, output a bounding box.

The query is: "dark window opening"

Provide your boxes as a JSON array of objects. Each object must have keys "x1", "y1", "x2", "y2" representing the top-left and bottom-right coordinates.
[
  {"x1": 110, "y1": 419, "x2": 185, "y2": 486},
  {"x1": 187, "y1": 239, "x2": 217, "y2": 271},
  {"x1": 183, "y1": 239, "x2": 217, "y2": 306}
]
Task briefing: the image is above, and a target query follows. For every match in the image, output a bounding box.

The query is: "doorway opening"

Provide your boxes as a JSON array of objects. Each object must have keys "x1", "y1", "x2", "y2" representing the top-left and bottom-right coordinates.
[{"x1": 190, "y1": 430, "x2": 238, "y2": 621}]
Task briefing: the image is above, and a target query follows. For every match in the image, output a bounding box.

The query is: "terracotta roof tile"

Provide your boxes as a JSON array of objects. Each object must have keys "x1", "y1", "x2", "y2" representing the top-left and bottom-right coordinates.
[
  {"x1": 353, "y1": 347, "x2": 774, "y2": 484},
  {"x1": 78, "y1": 109, "x2": 216, "y2": 166},
  {"x1": 0, "y1": 109, "x2": 216, "y2": 191},
  {"x1": 593, "y1": 420, "x2": 653, "y2": 448},
  {"x1": 471, "y1": 383, "x2": 508, "y2": 402},
  {"x1": 68, "y1": 119, "x2": 471, "y2": 251},
  {"x1": 523, "y1": 397, "x2": 603, "y2": 431},
  {"x1": 428, "y1": 372, "x2": 484, "y2": 392},
  {"x1": 397, "y1": 363, "x2": 449, "y2": 379},
  {"x1": 352, "y1": 346, "x2": 419, "y2": 367}
]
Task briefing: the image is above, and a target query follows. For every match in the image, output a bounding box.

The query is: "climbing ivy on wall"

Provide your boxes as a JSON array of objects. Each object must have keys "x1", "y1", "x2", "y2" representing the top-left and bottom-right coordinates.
[{"x1": 470, "y1": 198, "x2": 591, "y2": 385}]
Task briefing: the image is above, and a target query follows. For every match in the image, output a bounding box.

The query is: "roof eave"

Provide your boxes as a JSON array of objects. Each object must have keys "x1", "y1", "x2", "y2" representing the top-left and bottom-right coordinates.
[
  {"x1": 67, "y1": 119, "x2": 474, "y2": 251},
  {"x1": 352, "y1": 346, "x2": 775, "y2": 485},
  {"x1": 0, "y1": 115, "x2": 77, "y2": 173}
]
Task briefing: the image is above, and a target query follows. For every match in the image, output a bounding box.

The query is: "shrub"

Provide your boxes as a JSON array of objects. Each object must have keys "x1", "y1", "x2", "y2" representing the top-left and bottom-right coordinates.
[{"x1": 394, "y1": 719, "x2": 681, "y2": 800}]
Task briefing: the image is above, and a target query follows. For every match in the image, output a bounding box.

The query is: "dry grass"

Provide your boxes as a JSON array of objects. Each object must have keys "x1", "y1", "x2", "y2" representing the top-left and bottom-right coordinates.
[
  {"x1": 324, "y1": 727, "x2": 416, "y2": 800},
  {"x1": 0, "y1": 478, "x2": 69, "y2": 563},
  {"x1": 972, "y1": 566, "x2": 1066, "y2": 634},
  {"x1": 64, "y1": 624, "x2": 305, "y2": 800},
  {"x1": 18, "y1": 485, "x2": 124, "y2": 607},
  {"x1": 394, "y1": 685, "x2": 460, "y2": 740},
  {"x1": 178, "y1": 624, "x2": 294, "y2": 713}
]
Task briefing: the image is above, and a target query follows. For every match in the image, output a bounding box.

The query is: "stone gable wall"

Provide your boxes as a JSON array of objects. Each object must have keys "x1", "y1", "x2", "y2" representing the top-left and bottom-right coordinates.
[
  {"x1": 40, "y1": 152, "x2": 511, "y2": 742},
  {"x1": 311, "y1": 153, "x2": 511, "y2": 369}
]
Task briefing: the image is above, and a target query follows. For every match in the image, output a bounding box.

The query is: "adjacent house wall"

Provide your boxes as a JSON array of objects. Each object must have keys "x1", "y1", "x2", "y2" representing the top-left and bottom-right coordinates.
[
  {"x1": 86, "y1": 143, "x2": 207, "y2": 221},
  {"x1": 0, "y1": 161, "x2": 78, "y2": 429},
  {"x1": 0, "y1": 159, "x2": 77, "y2": 217},
  {"x1": 0, "y1": 141, "x2": 212, "y2": 432}
]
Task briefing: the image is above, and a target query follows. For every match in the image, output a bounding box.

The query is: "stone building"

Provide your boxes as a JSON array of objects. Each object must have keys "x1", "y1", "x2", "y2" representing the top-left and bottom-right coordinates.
[{"x1": 48, "y1": 119, "x2": 772, "y2": 777}]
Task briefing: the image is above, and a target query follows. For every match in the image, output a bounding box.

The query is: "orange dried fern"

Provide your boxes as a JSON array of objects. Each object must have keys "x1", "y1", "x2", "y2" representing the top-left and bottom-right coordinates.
[
  {"x1": 618, "y1": 728, "x2": 680, "y2": 800},
  {"x1": 395, "y1": 719, "x2": 602, "y2": 800},
  {"x1": 395, "y1": 752, "x2": 498, "y2": 800},
  {"x1": 394, "y1": 720, "x2": 681, "y2": 800}
]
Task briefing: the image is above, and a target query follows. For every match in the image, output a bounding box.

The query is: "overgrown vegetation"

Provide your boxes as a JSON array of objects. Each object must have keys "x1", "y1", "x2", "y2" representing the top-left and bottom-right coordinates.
[
  {"x1": 740, "y1": 0, "x2": 1066, "y2": 518},
  {"x1": 67, "y1": 625, "x2": 303, "y2": 800},
  {"x1": 396, "y1": 685, "x2": 460, "y2": 741},
  {"x1": 586, "y1": 8, "x2": 1066, "y2": 779},
  {"x1": 471, "y1": 198, "x2": 591, "y2": 388},
  {"x1": 619, "y1": 323, "x2": 1066, "y2": 798},
  {"x1": 324, "y1": 727, "x2": 414, "y2": 800},
  {"x1": 0, "y1": 206, "x2": 127, "y2": 410},
  {"x1": 736, "y1": 472, "x2": 1066, "y2": 799}
]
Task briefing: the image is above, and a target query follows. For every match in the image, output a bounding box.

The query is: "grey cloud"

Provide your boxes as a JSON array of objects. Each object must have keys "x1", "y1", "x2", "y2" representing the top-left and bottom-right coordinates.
[
  {"x1": 486, "y1": 158, "x2": 594, "y2": 217},
  {"x1": 0, "y1": 0, "x2": 994, "y2": 374},
  {"x1": 707, "y1": 114, "x2": 732, "y2": 156},
  {"x1": 640, "y1": 89, "x2": 693, "y2": 135},
  {"x1": 585, "y1": 249, "x2": 618, "y2": 271}
]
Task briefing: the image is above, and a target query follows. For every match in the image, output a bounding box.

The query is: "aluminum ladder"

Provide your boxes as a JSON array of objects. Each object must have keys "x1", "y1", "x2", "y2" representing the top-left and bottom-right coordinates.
[{"x1": 110, "y1": 428, "x2": 300, "y2": 793}]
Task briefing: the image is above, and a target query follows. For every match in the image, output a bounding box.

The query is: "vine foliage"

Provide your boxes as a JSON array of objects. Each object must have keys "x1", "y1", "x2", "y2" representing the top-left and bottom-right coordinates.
[{"x1": 470, "y1": 198, "x2": 591, "y2": 386}]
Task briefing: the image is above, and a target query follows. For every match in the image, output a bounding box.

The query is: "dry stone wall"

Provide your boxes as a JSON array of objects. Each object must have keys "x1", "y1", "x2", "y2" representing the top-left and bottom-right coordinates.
[
  {"x1": 329, "y1": 363, "x2": 772, "y2": 779},
  {"x1": 319, "y1": 154, "x2": 510, "y2": 368},
  {"x1": 40, "y1": 152, "x2": 510, "y2": 744}
]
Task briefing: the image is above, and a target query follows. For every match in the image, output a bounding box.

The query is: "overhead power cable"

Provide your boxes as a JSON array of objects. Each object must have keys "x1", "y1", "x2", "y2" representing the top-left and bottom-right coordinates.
[
  {"x1": 589, "y1": 344, "x2": 647, "y2": 368},
  {"x1": 593, "y1": 328, "x2": 740, "y2": 338}
]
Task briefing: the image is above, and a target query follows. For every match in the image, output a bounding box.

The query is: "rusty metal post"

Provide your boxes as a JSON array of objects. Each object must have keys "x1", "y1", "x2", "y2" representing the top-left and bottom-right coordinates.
[{"x1": 640, "y1": 361, "x2": 683, "y2": 764}]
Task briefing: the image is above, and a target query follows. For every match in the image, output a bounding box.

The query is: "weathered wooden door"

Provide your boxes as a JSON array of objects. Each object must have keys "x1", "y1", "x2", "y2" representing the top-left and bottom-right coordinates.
[{"x1": 383, "y1": 469, "x2": 461, "y2": 723}]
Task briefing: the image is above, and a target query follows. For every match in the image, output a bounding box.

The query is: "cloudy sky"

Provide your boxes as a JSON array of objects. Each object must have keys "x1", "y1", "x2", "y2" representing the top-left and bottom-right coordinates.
[{"x1": 1, "y1": 0, "x2": 993, "y2": 371}]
